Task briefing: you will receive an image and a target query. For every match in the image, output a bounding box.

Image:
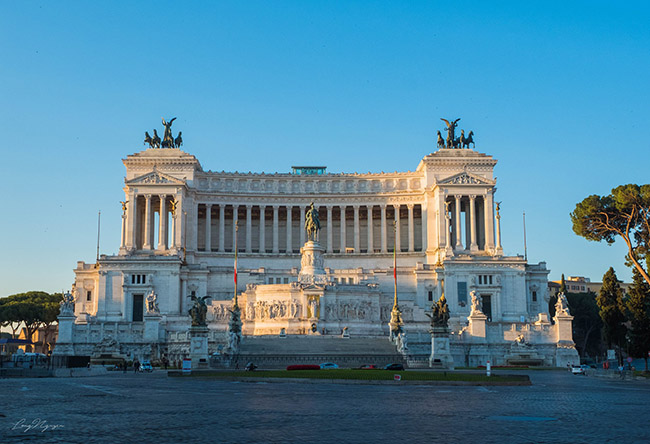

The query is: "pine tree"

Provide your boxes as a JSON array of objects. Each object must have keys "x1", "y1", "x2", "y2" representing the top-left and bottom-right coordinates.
[
  {"x1": 626, "y1": 268, "x2": 650, "y2": 371},
  {"x1": 560, "y1": 274, "x2": 567, "y2": 294},
  {"x1": 596, "y1": 267, "x2": 627, "y2": 361}
]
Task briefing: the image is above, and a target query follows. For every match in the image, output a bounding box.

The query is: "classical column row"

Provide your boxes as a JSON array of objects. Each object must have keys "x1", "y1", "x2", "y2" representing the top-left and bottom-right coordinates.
[
  {"x1": 196, "y1": 203, "x2": 424, "y2": 254},
  {"x1": 444, "y1": 193, "x2": 495, "y2": 252},
  {"x1": 132, "y1": 194, "x2": 177, "y2": 251}
]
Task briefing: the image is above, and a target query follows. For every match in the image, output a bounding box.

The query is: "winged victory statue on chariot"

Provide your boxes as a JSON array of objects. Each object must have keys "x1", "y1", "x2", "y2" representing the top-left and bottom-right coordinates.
[{"x1": 437, "y1": 118, "x2": 475, "y2": 149}]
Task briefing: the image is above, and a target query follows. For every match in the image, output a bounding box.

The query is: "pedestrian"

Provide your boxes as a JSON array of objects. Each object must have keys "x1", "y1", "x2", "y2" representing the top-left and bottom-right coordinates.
[
  {"x1": 134, "y1": 359, "x2": 140, "y2": 373},
  {"x1": 122, "y1": 362, "x2": 127, "y2": 374}
]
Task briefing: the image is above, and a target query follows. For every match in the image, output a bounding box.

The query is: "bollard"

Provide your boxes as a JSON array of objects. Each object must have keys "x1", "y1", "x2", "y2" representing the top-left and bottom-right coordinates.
[{"x1": 486, "y1": 360, "x2": 491, "y2": 377}]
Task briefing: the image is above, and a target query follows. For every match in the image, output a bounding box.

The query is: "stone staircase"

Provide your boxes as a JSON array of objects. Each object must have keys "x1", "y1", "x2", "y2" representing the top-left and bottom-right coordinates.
[{"x1": 220, "y1": 335, "x2": 405, "y2": 369}]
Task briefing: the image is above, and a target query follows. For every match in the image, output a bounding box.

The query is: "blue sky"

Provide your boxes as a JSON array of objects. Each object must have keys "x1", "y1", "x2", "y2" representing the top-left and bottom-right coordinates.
[{"x1": 1, "y1": 1, "x2": 649, "y2": 295}]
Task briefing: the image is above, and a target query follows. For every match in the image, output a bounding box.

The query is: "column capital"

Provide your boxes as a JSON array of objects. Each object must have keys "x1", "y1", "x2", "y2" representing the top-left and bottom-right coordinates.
[
  {"x1": 380, "y1": 204, "x2": 387, "y2": 210},
  {"x1": 393, "y1": 203, "x2": 400, "y2": 209},
  {"x1": 469, "y1": 195, "x2": 476, "y2": 200},
  {"x1": 246, "y1": 204, "x2": 253, "y2": 209},
  {"x1": 407, "y1": 203, "x2": 415, "y2": 210},
  {"x1": 158, "y1": 193, "x2": 167, "y2": 199},
  {"x1": 144, "y1": 194, "x2": 152, "y2": 200},
  {"x1": 353, "y1": 204, "x2": 360, "y2": 210},
  {"x1": 273, "y1": 205, "x2": 280, "y2": 210},
  {"x1": 454, "y1": 194, "x2": 462, "y2": 200}
]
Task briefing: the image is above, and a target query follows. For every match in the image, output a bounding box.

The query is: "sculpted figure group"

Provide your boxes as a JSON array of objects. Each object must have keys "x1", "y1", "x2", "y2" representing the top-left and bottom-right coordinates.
[
  {"x1": 438, "y1": 118, "x2": 475, "y2": 149},
  {"x1": 145, "y1": 117, "x2": 183, "y2": 149}
]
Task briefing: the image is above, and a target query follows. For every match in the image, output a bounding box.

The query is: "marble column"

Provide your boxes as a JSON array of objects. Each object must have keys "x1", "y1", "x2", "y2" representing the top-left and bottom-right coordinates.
[
  {"x1": 125, "y1": 190, "x2": 136, "y2": 251},
  {"x1": 454, "y1": 195, "x2": 463, "y2": 250},
  {"x1": 353, "y1": 205, "x2": 360, "y2": 253},
  {"x1": 143, "y1": 194, "x2": 153, "y2": 250},
  {"x1": 299, "y1": 205, "x2": 306, "y2": 246},
  {"x1": 380, "y1": 204, "x2": 387, "y2": 253},
  {"x1": 158, "y1": 195, "x2": 167, "y2": 250},
  {"x1": 259, "y1": 205, "x2": 266, "y2": 253},
  {"x1": 394, "y1": 204, "x2": 401, "y2": 252},
  {"x1": 204, "y1": 204, "x2": 212, "y2": 252},
  {"x1": 495, "y1": 203, "x2": 503, "y2": 255},
  {"x1": 469, "y1": 195, "x2": 478, "y2": 252},
  {"x1": 340, "y1": 205, "x2": 346, "y2": 252},
  {"x1": 246, "y1": 205, "x2": 252, "y2": 253},
  {"x1": 367, "y1": 205, "x2": 374, "y2": 254},
  {"x1": 286, "y1": 205, "x2": 293, "y2": 253},
  {"x1": 272, "y1": 205, "x2": 279, "y2": 253},
  {"x1": 327, "y1": 206, "x2": 333, "y2": 253},
  {"x1": 484, "y1": 192, "x2": 495, "y2": 252},
  {"x1": 407, "y1": 204, "x2": 414, "y2": 252},
  {"x1": 444, "y1": 200, "x2": 453, "y2": 256},
  {"x1": 218, "y1": 204, "x2": 225, "y2": 253},
  {"x1": 232, "y1": 205, "x2": 239, "y2": 252},
  {"x1": 120, "y1": 213, "x2": 127, "y2": 250}
]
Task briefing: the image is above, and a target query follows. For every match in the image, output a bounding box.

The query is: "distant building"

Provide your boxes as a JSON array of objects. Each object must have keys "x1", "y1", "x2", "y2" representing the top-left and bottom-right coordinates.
[{"x1": 548, "y1": 275, "x2": 630, "y2": 295}]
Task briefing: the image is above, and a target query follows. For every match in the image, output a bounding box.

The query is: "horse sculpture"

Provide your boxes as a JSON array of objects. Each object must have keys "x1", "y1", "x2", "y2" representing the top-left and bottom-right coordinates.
[
  {"x1": 461, "y1": 130, "x2": 474, "y2": 149},
  {"x1": 441, "y1": 118, "x2": 461, "y2": 149},
  {"x1": 144, "y1": 131, "x2": 154, "y2": 148},
  {"x1": 174, "y1": 131, "x2": 183, "y2": 148},
  {"x1": 151, "y1": 129, "x2": 161, "y2": 148},
  {"x1": 436, "y1": 131, "x2": 445, "y2": 149}
]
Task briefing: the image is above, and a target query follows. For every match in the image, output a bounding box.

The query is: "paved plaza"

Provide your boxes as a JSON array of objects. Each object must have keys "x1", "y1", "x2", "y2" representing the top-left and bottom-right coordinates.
[{"x1": 1, "y1": 370, "x2": 649, "y2": 444}]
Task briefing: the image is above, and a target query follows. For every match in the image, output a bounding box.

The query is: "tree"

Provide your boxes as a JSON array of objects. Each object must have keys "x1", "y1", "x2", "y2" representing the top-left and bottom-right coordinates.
[
  {"x1": 571, "y1": 184, "x2": 650, "y2": 287},
  {"x1": 0, "y1": 291, "x2": 63, "y2": 351},
  {"x1": 625, "y1": 268, "x2": 650, "y2": 371},
  {"x1": 596, "y1": 268, "x2": 627, "y2": 362},
  {"x1": 566, "y1": 291, "x2": 603, "y2": 359}
]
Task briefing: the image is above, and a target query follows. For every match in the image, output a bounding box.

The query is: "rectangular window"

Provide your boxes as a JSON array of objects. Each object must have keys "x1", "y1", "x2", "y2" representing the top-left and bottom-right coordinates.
[
  {"x1": 457, "y1": 282, "x2": 468, "y2": 306},
  {"x1": 488, "y1": 275, "x2": 493, "y2": 285},
  {"x1": 132, "y1": 294, "x2": 144, "y2": 322},
  {"x1": 428, "y1": 291, "x2": 433, "y2": 301},
  {"x1": 532, "y1": 291, "x2": 537, "y2": 302},
  {"x1": 86, "y1": 291, "x2": 92, "y2": 301},
  {"x1": 131, "y1": 275, "x2": 136, "y2": 284},
  {"x1": 283, "y1": 278, "x2": 289, "y2": 284}
]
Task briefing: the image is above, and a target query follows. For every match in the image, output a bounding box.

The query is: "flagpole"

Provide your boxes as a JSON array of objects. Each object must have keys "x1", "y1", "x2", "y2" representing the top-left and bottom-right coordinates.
[
  {"x1": 234, "y1": 220, "x2": 239, "y2": 309},
  {"x1": 393, "y1": 221, "x2": 398, "y2": 309}
]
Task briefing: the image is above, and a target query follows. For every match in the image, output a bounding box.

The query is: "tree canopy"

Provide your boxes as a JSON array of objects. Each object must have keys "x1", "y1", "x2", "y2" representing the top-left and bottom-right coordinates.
[
  {"x1": 571, "y1": 184, "x2": 650, "y2": 286},
  {"x1": 596, "y1": 268, "x2": 627, "y2": 352},
  {"x1": 625, "y1": 268, "x2": 650, "y2": 370},
  {"x1": 0, "y1": 292, "x2": 63, "y2": 347}
]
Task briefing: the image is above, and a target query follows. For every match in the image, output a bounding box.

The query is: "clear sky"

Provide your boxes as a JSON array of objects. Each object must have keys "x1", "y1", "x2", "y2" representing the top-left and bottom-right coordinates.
[{"x1": 1, "y1": 1, "x2": 649, "y2": 296}]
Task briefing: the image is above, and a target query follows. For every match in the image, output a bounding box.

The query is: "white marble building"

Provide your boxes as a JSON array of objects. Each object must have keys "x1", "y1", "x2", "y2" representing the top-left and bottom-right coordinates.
[{"x1": 59, "y1": 138, "x2": 578, "y2": 367}]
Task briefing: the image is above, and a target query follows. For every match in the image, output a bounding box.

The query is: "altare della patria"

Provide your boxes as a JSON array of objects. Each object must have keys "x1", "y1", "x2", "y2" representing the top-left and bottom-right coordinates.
[{"x1": 54, "y1": 117, "x2": 579, "y2": 369}]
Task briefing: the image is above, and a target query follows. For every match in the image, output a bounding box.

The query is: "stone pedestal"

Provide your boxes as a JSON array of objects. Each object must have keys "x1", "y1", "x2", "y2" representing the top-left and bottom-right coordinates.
[
  {"x1": 298, "y1": 241, "x2": 329, "y2": 285},
  {"x1": 189, "y1": 326, "x2": 210, "y2": 369},
  {"x1": 468, "y1": 312, "x2": 487, "y2": 338},
  {"x1": 144, "y1": 314, "x2": 162, "y2": 343},
  {"x1": 53, "y1": 314, "x2": 76, "y2": 356},
  {"x1": 554, "y1": 312, "x2": 579, "y2": 367},
  {"x1": 430, "y1": 327, "x2": 454, "y2": 369}
]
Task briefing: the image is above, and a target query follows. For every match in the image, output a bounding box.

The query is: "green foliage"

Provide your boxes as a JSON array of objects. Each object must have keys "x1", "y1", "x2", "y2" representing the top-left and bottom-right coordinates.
[
  {"x1": 0, "y1": 291, "x2": 63, "y2": 341},
  {"x1": 596, "y1": 268, "x2": 627, "y2": 349},
  {"x1": 566, "y1": 291, "x2": 603, "y2": 358},
  {"x1": 571, "y1": 184, "x2": 650, "y2": 286},
  {"x1": 625, "y1": 268, "x2": 650, "y2": 370}
]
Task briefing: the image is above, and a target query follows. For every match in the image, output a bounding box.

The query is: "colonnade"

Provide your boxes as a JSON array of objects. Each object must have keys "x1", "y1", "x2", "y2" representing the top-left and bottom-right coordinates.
[
  {"x1": 195, "y1": 203, "x2": 425, "y2": 254},
  {"x1": 123, "y1": 194, "x2": 178, "y2": 251},
  {"x1": 444, "y1": 193, "x2": 500, "y2": 252}
]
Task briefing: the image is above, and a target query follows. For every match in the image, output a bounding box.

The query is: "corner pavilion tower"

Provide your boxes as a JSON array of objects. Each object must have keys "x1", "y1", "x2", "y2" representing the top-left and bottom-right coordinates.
[{"x1": 61, "y1": 121, "x2": 578, "y2": 367}]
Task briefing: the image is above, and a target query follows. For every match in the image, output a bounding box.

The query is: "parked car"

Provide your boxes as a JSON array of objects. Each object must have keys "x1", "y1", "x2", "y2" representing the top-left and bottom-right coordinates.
[
  {"x1": 139, "y1": 361, "x2": 153, "y2": 372},
  {"x1": 569, "y1": 365, "x2": 585, "y2": 375},
  {"x1": 358, "y1": 364, "x2": 377, "y2": 370},
  {"x1": 245, "y1": 362, "x2": 257, "y2": 371},
  {"x1": 384, "y1": 363, "x2": 405, "y2": 371},
  {"x1": 320, "y1": 362, "x2": 339, "y2": 369}
]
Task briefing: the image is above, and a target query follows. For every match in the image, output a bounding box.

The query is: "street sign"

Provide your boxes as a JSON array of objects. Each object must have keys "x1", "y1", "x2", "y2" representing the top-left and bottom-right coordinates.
[
  {"x1": 627, "y1": 357, "x2": 633, "y2": 363},
  {"x1": 394, "y1": 374, "x2": 401, "y2": 381},
  {"x1": 182, "y1": 358, "x2": 192, "y2": 374}
]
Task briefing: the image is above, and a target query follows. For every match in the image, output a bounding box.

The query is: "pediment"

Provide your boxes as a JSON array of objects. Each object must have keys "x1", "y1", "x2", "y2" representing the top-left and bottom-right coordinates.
[
  {"x1": 439, "y1": 172, "x2": 493, "y2": 185},
  {"x1": 126, "y1": 171, "x2": 186, "y2": 186}
]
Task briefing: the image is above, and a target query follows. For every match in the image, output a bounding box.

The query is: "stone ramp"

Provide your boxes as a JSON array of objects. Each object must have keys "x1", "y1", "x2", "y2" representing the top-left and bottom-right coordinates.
[{"x1": 225, "y1": 335, "x2": 405, "y2": 369}]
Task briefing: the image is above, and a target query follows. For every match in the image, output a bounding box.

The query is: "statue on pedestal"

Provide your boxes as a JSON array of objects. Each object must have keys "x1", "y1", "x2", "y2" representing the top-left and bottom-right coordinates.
[
  {"x1": 305, "y1": 202, "x2": 320, "y2": 242},
  {"x1": 470, "y1": 290, "x2": 483, "y2": 315},
  {"x1": 189, "y1": 295, "x2": 210, "y2": 326},
  {"x1": 161, "y1": 117, "x2": 177, "y2": 148},
  {"x1": 427, "y1": 295, "x2": 450, "y2": 329},
  {"x1": 146, "y1": 290, "x2": 160, "y2": 315},
  {"x1": 555, "y1": 292, "x2": 570, "y2": 316},
  {"x1": 59, "y1": 291, "x2": 76, "y2": 316}
]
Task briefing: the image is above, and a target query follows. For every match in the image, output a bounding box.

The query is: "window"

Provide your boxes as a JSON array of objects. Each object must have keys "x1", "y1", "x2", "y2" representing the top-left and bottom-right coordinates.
[
  {"x1": 457, "y1": 282, "x2": 467, "y2": 306},
  {"x1": 283, "y1": 278, "x2": 289, "y2": 284},
  {"x1": 86, "y1": 291, "x2": 92, "y2": 301},
  {"x1": 532, "y1": 291, "x2": 537, "y2": 302},
  {"x1": 428, "y1": 291, "x2": 433, "y2": 301},
  {"x1": 478, "y1": 275, "x2": 493, "y2": 286},
  {"x1": 131, "y1": 274, "x2": 146, "y2": 285}
]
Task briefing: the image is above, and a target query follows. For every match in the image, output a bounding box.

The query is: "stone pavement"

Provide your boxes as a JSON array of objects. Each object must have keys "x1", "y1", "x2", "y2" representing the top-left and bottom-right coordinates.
[{"x1": 1, "y1": 369, "x2": 649, "y2": 443}]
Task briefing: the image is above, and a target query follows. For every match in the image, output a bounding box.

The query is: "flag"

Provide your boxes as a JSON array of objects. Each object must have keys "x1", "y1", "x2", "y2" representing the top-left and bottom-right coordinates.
[
  {"x1": 234, "y1": 254, "x2": 238, "y2": 287},
  {"x1": 393, "y1": 245, "x2": 397, "y2": 282}
]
